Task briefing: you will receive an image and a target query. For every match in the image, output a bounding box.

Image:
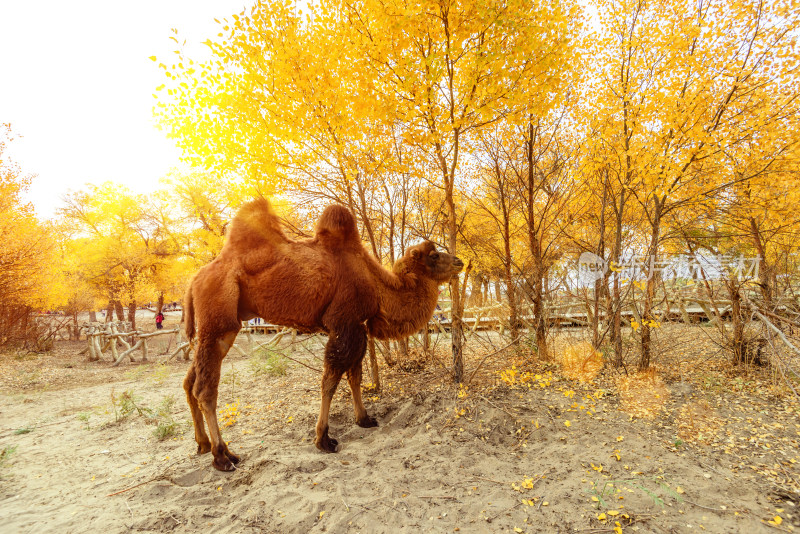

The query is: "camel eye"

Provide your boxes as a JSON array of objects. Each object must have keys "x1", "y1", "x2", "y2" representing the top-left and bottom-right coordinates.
[{"x1": 430, "y1": 252, "x2": 439, "y2": 260}]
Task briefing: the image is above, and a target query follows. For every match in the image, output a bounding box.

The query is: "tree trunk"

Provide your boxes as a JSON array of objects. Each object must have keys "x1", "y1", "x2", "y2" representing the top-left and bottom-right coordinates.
[
  {"x1": 525, "y1": 122, "x2": 549, "y2": 361},
  {"x1": 531, "y1": 253, "x2": 548, "y2": 360},
  {"x1": 398, "y1": 337, "x2": 409, "y2": 357},
  {"x1": 445, "y1": 172, "x2": 465, "y2": 383},
  {"x1": 592, "y1": 170, "x2": 609, "y2": 350},
  {"x1": 612, "y1": 188, "x2": 626, "y2": 367},
  {"x1": 748, "y1": 217, "x2": 773, "y2": 307},
  {"x1": 471, "y1": 274, "x2": 484, "y2": 307},
  {"x1": 127, "y1": 300, "x2": 137, "y2": 331},
  {"x1": 368, "y1": 338, "x2": 380, "y2": 390},
  {"x1": 70, "y1": 312, "x2": 79, "y2": 341},
  {"x1": 728, "y1": 277, "x2": 746, "y2": 365},
  {"x1": 592, "y1": 277, "x2": 602, "y2": 350},
  {"x1": 503, "y1": 236, "x2": 519, "y2": 340},
  {"x1": 639, "y1": 202, "x2": 662, "y2": 371},
  {"x1": 450, "y1": 277, "x2": 465, "y2": 382}
]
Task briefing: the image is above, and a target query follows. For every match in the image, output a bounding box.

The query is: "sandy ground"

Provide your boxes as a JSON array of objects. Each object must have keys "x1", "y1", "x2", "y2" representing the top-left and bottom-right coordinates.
[{"x1": 0, "y1": 325, "x2": 798, "y2": 533}]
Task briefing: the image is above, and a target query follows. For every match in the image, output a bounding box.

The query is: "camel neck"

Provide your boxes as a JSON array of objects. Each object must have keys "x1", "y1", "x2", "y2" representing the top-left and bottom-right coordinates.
[{"x1": 370, "y1": 271, "x2": 440, "y2": 339}]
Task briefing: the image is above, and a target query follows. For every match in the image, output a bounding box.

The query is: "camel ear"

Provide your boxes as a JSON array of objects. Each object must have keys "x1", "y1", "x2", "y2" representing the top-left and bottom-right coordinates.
[{"x1": 411, "y1": 249, "x2": 421, "y2": 260}]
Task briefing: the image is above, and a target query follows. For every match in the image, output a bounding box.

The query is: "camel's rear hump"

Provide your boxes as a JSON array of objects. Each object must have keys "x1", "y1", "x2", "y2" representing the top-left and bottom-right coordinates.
[{"x1": 225, "y1": 197, "x2": 288, "y2": 250}]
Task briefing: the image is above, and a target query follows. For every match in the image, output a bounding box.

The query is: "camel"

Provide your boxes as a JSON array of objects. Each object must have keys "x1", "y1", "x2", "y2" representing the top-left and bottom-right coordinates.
[{"x1": 182, "y1": 198, "x2": 463, "y2": 471}]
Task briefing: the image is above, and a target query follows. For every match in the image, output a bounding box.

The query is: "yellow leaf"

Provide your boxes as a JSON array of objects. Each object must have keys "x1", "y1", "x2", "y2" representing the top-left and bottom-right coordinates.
[
  {"x1": 768, "y1": 516, "x2": 782, "y2": 525},
  {"x1": 564, "y1": 420, "x2": 571, "y2": 427},
  {"x1": 598, "y1": 513, "x2": 607, "y2": 521}
]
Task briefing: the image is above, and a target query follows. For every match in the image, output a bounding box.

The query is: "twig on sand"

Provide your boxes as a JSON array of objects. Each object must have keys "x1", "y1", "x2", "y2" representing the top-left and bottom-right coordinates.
[
  {"x1": 544, "y1": 406, "x2": 558, "y2": 426},
  {"x1": 478, "y1": 395, "x2": 518, "y2": 420},
  {"x1": 0, "y1": 419, "x2": 65, "y2": 439},
  {"x1": 683, "y1": 499, "x2": 745, "y2": 513},
  {"x1": 465, "y1": 336, "x2": 522, "y2": 386},
  {"x1": 761, "y1": 519, "x2": 793, "y2": 532},
  {"x1": 470, "y1": 475, "x2": 507, "y2": 485},
  {"x1": 107, "y1": 475, "x2": 167, "y2": 497},
  {"x1": 486, "y1": 502, "x2": 521, "y2": 522},
  {"x1": 281, "y1": 353, "x2": 322, "y2": 374}
]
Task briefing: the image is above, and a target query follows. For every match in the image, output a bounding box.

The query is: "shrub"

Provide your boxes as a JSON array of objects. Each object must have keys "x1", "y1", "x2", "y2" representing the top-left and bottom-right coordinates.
[{"x1": 249, "y1": 347, "x2": 288, "y2": 377}]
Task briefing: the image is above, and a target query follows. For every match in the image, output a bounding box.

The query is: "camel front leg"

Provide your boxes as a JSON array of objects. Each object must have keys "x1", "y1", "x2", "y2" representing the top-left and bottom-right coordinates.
[
  {"x1": 316, "y1": 322, "x2": 368, "y2": 452},
  {"x1": 315, "y1": 363, "x2": 344, "y2": 452},
  {"x1": 347, "y1": 362, "x2": 378, "y2": 428}
]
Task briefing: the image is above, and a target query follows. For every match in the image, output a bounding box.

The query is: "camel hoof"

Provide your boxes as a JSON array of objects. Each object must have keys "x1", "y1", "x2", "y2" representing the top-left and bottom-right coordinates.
[
  {"x1": 316, "y1": 436, "x2": 340, "y2": 453},
  {"x1": 225, "y1": 450, "x2": 241, "y2": 465},
  {"x1": 197, "y1": 442, "x2": 212, "y2": 455},
  {"x1": 212, "y1": 456, "x2": 237, "y2": 472},
  {"x1": 357, "y1": 416, "x2": 379, "y2": 428}
]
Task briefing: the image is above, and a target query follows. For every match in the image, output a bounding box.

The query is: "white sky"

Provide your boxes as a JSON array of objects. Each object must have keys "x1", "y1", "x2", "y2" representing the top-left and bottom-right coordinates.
[{"x1": 0, "y1": 0, "x2": 248, "y2": 218}]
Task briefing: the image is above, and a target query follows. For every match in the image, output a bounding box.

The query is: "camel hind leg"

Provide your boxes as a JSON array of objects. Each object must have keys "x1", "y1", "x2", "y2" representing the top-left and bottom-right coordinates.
[
  {"x1": 183, "y1": 364, "x2": 211, "y2": 454},
  {"x1": 192, "y1": 331, "x2": 241, "y2": 471},
  {"x1": 315, "y1": 364, "x2": 344, "y2": 452}
]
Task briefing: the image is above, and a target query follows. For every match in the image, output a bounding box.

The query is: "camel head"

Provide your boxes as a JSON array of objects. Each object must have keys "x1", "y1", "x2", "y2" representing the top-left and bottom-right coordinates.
[{"x1": 400, "y1": 241, "x2": 464, "y2": 283}]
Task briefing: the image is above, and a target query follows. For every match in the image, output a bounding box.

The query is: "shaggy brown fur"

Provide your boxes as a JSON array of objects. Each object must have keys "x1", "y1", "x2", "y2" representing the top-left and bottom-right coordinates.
[{"x1": 183, "y1": 198, "x2": 463, "y2": 471}]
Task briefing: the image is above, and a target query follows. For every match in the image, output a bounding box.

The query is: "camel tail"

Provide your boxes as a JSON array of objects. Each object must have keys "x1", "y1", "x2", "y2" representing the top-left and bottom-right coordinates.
[{"x1": 183, "y1": 283, "x2": 195, "y2": 341}]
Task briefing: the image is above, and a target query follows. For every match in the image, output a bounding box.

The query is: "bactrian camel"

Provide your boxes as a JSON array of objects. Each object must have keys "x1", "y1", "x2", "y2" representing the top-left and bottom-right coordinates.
[{"x1": 183, "y1": 198, "x2": 463, "y2": 471}]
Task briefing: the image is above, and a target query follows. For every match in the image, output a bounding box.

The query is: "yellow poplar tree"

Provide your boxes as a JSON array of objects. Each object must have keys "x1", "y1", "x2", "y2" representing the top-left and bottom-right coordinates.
[
  {"x1": 589, "y1": 0, "x2": 800, "y2": 369},
  {"x1": 0, "y1": 125, "x2": 55, "y2": 345},
  {"x1": 344, "y1": 0, "x2": 580, "y2": 380}
]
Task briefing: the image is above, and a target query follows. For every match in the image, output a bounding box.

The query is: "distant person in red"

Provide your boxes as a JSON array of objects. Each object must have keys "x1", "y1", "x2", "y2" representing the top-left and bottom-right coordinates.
[{"x1": 155, "y1": 311, "x2": 164, "y2": 330}]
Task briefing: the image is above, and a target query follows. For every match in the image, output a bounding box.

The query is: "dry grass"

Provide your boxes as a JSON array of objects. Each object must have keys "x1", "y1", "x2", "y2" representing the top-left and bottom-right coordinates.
[
  {"x1": 557, "y1": 340, "x2": 603, "y2": 383},
  {"x1": 617, "y1": 369, "x2": 671, "y2": 419}
]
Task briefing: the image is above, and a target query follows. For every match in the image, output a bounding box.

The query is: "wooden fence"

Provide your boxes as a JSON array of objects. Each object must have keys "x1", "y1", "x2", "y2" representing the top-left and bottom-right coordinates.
[
  {"x1": 71, "y1": 290, "x2": 798, "y2": 366},
  {"x1": 79, "y1": 322, "x2": 190, "y2": 366}
]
